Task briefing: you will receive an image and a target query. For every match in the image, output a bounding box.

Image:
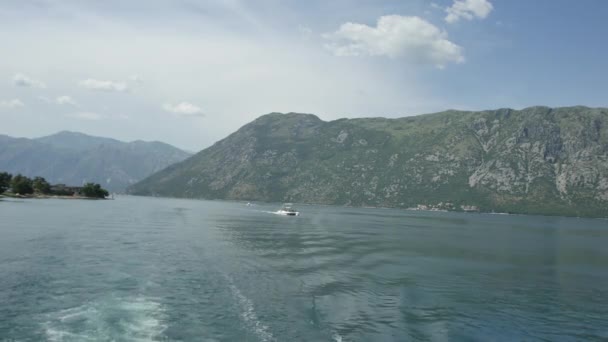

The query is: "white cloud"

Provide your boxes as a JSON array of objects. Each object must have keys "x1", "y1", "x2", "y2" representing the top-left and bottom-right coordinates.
[
  {"x1": 13, "y1": 73, "x2": 46, "y2": 88},
  {"x1": 298, "y1": 25, "x2": 313, "y2": 40},
  {"x1": 0, "y1": 2, "x2": 450, "y2": 151},
  {"x1": 79, "y1": 79, "x2": 128, "y2": 92},
  {"x1": 163, "y1": 102, "x2": 204, "y2": 117},
  {"x1": 323, "y1": 15, "x2": 464, "y2": 68},
  {"x1": 128, "y1": 75, "x2": 143, "y2": 84},
  {"x1": 67, "y1": 112, "x2": 103, "y2": 120},
  {"x1": 56, "y1": 95, "x2": 77, "y2": 106},
  {"x1": 37, "y1": 96, "x2": 52, "y2": 103},
  {"x1": 0, "y1": 98, "x2": 24, "y2": 108},
  {"x1": 445, "y1": 0, "x2": 493, "y2": 23}
]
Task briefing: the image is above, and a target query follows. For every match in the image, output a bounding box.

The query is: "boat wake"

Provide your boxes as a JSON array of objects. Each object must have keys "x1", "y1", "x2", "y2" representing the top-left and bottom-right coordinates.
[
  {"x1": 332, "y1": 332, "x2": 345, "y2": 342},
  {"x1": 225, "y1": 276, "x2": 275, "y2": 342},
  {"x1": 258, "y1": 210, "x2": 292, "y2": 216},
  {"x1": 42, "y1": 295, "x2": 166, "y2": 341}
]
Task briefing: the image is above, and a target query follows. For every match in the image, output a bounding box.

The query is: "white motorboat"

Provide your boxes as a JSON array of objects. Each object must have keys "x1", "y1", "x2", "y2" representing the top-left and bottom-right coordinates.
[{"x1": 276, "y1": 203, "x2": 299, "y2": 216}]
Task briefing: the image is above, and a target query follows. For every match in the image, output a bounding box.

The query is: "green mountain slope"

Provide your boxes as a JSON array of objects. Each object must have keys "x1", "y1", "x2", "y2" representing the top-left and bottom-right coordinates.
[
  {"x1": 0, "y1": 131, "x2": 191, "y2": 192},
  {"x1": 129, "y1": 106, "x2": 608, "y2": 217}
]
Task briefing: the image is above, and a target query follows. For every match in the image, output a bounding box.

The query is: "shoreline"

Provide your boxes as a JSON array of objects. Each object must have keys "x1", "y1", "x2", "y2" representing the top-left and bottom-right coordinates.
[
  {"x1": 0, "y1": 194, "x2": 110, "y2": 200},
  {"x1": 124, "y1": 194, "x2": 607, "y2": 220}
]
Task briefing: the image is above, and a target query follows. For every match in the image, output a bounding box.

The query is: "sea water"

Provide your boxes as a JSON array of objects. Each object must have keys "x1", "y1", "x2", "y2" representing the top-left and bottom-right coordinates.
[{"x1": 1, "y1": 196, "x2": 607, "y2": 341}]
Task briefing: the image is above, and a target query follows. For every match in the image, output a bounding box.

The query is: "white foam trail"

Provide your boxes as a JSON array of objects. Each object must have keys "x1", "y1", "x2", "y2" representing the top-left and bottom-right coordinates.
[
  {"x1": 43, "y1": 295, "x2": 166, "y2": 342},
  {"x1": 226, "y1": 280, "x2": 275, "y2": 342},
  {"x1": 261, "y1": 210, "x2": 300, "y2": 216},
  {"x1": 45, "y1": 328, "x2": 83, "y2": 341},
  {"x1": 118, "y1": 297, "x2": 167, "y2": 341},
  {"x1": 255, "y1": 210, "x2": 281, "y2": 215},
  {"x1": 332, "y1": 332, "x2": 344, "y2": 342}
]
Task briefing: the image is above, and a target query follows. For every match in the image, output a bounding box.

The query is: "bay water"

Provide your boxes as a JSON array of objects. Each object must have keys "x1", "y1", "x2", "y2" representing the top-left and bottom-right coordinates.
[{"x1": 1, "y1": 196, "x2": 607, "y2": 341}]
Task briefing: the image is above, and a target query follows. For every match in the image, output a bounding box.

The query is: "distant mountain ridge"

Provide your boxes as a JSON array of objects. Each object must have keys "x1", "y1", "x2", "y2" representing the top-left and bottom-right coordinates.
[
  {"x1": 0, "y1": 131, "x2": 191, "y2": 192},
  {"x1": 129, "y1": 106, "x2": 608, "y2": 217},
  {"x1": 35, "y1": 131, "x2": 124, "y2": 151}
]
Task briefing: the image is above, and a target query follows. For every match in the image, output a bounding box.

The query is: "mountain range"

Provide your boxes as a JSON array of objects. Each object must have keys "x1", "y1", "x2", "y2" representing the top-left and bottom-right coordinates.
[
  {"x1": 129, "y1": 106, "x2": 608, "y2": 217},
  {"x1": 0, "y1": 131, "x2": 191, "y2": 192}
]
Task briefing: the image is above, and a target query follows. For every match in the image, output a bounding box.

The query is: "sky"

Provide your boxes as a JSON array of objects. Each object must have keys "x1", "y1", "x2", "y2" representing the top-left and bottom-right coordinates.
[{"x1": 1, "y1": 0, "x2": 607, "y2": 151}]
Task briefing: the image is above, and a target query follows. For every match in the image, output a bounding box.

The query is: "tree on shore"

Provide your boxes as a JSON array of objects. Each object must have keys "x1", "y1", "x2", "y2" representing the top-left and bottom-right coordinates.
[
  {"x1": 33, "y1": 177, "x2": 52, "y2": 194},
  {"x1": 11, "y1": 174, "x2": 34, "y2": 195},
  {"x1": 82, "y1": 183, "x2": 109, "y2": 198},
  {"x1": 0, "y1": 172, "x2": 11, "y2": 193}
]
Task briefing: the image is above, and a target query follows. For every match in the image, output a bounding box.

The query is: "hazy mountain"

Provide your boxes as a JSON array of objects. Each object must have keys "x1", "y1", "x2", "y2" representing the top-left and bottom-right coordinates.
[
  {"x1": 35, "y1": 131, "x2": 124, "y2": 151},
  {"x1": 0, "y1": 131, "x2": 191, "y2": 192},
  {"x1": 128, "y1": 106, "x2": 608, "y2": 217}
]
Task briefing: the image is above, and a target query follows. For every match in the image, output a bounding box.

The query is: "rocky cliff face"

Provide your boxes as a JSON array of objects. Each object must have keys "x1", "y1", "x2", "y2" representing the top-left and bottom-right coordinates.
[{"x1": 129, "y1": 106, "x2": 608, "y2": 217}]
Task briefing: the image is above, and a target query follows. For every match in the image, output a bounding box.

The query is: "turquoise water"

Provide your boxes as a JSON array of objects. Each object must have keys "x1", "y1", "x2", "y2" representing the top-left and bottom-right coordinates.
[{"x1": 1, "y1": 196, "x2": 607, "y2": 341}]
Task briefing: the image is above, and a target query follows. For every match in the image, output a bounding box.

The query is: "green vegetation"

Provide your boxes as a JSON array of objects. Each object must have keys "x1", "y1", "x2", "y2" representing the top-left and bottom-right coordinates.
[
  {"x1": 33, "y1": 177, "x2": 51, "y2": 194},
  {"x1": 82, "y1": 183, "x2": 110, "y2": 198},
  {"x1": 0, "y1": 172, "x2": 11, "y2": 193},
  {"x1": 128, "y1": 106, "x2": 608, "y2": 218},
  {"x1": 0, "y1": 171, "x2": 109, "y2": 199},
  {"x1": 10, "y1": 174, "x2": 34, "y2": 195}
]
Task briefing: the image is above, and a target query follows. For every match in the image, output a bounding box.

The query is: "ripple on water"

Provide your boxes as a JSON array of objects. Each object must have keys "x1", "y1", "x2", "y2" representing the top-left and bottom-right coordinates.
[
  {"x1": 3, "y1": 197, "x2": 608, "y2": 341},
  {"x1": 42, "y1": 295, "x2": 166, "y2": 341},
  {"x1": 225, "y1": 275, "x2": 275, "y2": 342}
]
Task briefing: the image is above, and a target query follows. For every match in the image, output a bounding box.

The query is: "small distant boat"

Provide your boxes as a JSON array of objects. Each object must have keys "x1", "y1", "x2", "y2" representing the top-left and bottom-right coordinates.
[{"x1": 276, "y1": 203, "x2": 299, "y2": 216}]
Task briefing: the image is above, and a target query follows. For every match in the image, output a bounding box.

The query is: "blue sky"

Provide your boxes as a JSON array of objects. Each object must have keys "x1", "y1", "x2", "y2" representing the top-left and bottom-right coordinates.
[{"x1": 1, "y1": 0, "x2": 607, "y2": 150}]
